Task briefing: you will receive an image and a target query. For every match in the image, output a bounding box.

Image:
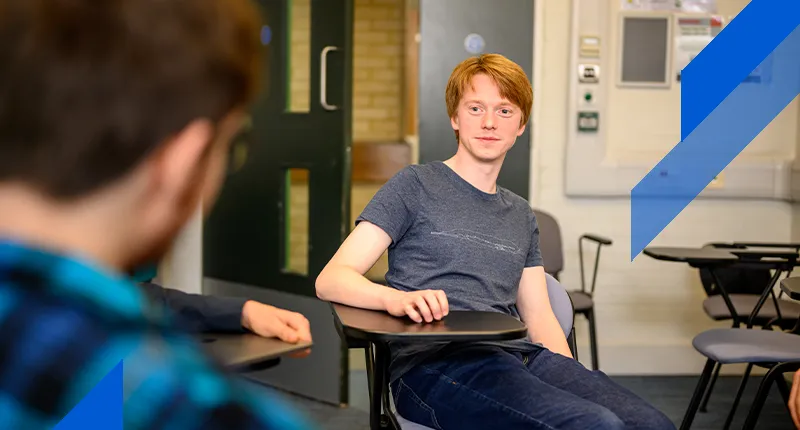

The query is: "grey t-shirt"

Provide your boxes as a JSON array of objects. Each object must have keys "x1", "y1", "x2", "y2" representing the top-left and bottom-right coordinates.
[{"x1": 355, "y1": 161, "x2": 545, "y2": 383}]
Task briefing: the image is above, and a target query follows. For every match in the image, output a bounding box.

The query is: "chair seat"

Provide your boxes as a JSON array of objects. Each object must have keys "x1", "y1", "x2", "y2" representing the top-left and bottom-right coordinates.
[
  {"x1": 702, "y1": 294, "x2": 800, "y2": 322},
  {"x1": 692, "y1": 328, "x2": 800, "y2": 364},
  {"x1": 567, "y1": 290, "x2": 594, "y2": 312}
]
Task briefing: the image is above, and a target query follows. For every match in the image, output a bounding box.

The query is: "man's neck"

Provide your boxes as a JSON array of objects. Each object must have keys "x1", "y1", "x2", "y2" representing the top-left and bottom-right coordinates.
[
  {"x1": 443, "y1": 147, "x2": 504, "y2": 194},
  {"x1": 0, "y1": 185, "x2": 126, "y2": 270}
]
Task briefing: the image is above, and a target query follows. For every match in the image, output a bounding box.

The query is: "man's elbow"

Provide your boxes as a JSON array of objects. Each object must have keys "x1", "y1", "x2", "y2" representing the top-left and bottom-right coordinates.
[{"x1": 315, "y1": 266, "x2": 335, "y2": 301}]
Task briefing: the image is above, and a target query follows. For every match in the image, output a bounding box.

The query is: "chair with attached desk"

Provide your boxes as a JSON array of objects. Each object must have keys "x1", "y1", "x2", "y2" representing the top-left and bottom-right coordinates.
[
  {"x1": 697, "y1": 242, "x2": 800, "y2": 330},
  {"x1": 693, "y1": 242, "x2": 800, "y2": 413},
  {"x1": 533, "y1": 208, "x2": 612, "y2": 370},
  {"x1": 643, "y1": 246, "x2": 800, "y2": 430},
  {"x1": 329, "y1": 273, "x2": 575, "y2": 430}
]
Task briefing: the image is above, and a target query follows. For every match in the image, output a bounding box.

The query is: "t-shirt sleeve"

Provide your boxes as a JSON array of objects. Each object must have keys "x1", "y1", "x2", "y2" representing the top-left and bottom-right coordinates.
[
  {"x1": 356, "y1": 166, "x2": 420, "y2": 245},
  {"x1": 526, "y1": 211, "x2": 545, "y2": 268}
]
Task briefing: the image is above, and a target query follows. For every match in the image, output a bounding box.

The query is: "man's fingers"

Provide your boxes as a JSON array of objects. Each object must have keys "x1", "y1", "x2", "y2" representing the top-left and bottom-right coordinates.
[
  {"x1": 435, "y1": 290, "x2": 449, "y2": 316},
  {"x1": 277, "y1": 325, "x2": 299, "y2": 343},
  {"x1": 283, "y1": 312, "x2": 312, "y2": 342},
  {"x1": 404, "y1": 303, "x2": 422, "y2": 323},
  {"x1": 423, "y1": 292, "x2": 443, "y2": 320},
  {"x1": 414, "y1": 296, "x2": 433, "y2": 322}
]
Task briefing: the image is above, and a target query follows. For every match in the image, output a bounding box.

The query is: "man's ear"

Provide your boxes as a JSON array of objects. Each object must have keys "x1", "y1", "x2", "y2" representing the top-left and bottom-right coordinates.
[
  {"x1": 517, "y1": 120, "x2": 527, "y2": 136},
  {"x1": 149, "y1": 119, "x2": 216, "y2": 201},
  {"x1": 451, "y1": 115, "x2": 459, "y2": 131}
]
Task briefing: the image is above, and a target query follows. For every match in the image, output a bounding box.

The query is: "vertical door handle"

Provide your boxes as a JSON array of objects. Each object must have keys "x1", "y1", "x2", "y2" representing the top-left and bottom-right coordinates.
[{"x1": 320, "y1": 46, "x2": 339, "y2": 111}]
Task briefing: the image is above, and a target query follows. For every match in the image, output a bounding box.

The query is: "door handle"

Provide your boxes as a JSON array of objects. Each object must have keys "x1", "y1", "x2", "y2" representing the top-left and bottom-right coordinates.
[{"x1": 320, "y1": 46, "x2": 339, "y2": 111}]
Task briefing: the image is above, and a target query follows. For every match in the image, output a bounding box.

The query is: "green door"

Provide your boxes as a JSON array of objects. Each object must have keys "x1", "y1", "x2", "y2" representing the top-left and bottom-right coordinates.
[{"x1": 203, "y1": 0, "x2": 352, "y2": 406}]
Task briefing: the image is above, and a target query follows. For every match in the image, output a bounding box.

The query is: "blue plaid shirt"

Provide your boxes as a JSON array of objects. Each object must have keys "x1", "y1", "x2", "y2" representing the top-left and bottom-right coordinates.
[{"x1": 0, "y1": 239, "x2": 318, "y2": 430}]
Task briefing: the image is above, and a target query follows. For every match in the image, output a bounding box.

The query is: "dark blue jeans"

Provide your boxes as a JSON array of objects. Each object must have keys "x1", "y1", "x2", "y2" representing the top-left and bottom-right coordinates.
[{"x1": 390, "y1": 344, "x2": 675, "y2": 430}]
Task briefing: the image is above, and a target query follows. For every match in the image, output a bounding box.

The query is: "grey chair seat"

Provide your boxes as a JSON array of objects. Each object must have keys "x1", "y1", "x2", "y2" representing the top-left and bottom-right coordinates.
[
  {"x1": 396, "y1": 413, "x2": 433, "y2": 430},
  {"x1": 702, "y1": 294, "x2": 800, "y2": 322},
  {"x1": 692, "y1": 328, "x2": 800, "y2": 364},
  {"x1": 568, "y1": 290, "x2": 594, "y2": 312}
]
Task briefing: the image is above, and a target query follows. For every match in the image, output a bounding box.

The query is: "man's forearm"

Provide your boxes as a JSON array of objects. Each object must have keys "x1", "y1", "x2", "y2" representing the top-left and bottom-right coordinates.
[
  {"x1": 315, "y1": 265, "x2": 399, "y2": 311},
  {"x1": 525, "y1": 313, "x2": 574, "y2": 359},
  {"x1": 139, "y1": 282, "x2": 247, "y2": 333}
]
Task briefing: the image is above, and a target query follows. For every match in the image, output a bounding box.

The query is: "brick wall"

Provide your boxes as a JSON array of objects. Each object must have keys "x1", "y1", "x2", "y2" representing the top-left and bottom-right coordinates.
[{"x1": 353, "y1": 0, "x2": 405, "y2": 142}]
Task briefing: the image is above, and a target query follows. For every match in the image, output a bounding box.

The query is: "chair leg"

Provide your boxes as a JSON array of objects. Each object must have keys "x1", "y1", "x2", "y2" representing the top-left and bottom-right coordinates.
[
  {"x1": 699, "y1": 361, "x2": 722, "y2": 412},
  {"x1": 587, "y1": 309, "x2": 599, "y2": 371},
  {"x1": 365, "y1": 345, "x2": 374, "y2": 412},
  {"x1": 776, "y1": 374, "x2": 791, "y2": 405},
  {"x1": 680, "y1": 359, "x2": 717, "y2": 430},
  {"x1": 367, "y1": 344, "x2": 384, "y2": 430},
  {"x1": 721, "y1": 363, "x2": 752, "y2": 430},
  {"x1": 568, "y1": 328, "x2": 578, "y2": 361},
  {"x1": 741, "y1": 364, "x2": 782, "y2": 430}
]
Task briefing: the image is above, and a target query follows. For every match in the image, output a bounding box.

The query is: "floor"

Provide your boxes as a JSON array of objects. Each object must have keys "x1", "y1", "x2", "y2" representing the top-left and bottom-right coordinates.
[{"x1": 257, "y1": 371, "x2": 794, "y2": 429}]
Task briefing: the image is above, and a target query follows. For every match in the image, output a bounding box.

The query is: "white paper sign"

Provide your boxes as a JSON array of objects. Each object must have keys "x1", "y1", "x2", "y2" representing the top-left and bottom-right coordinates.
[
  {"x1": 674, "y1": 16, "x2": 723, "y2": 80},
  {"x1": 621, "y1": 0, "x2": 717, "y2": 13}
]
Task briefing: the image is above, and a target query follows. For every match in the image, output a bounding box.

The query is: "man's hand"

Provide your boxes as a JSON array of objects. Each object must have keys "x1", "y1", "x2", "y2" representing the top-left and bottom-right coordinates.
[
  {"x1": 790, "y1": 370, "x2": 800, "y2": 428},
  {"x1": 241, "y1": 301, "x2": 312, "y2": 357},
  {"x1": 383, "y1": 289, "x2": 449, "y2": 323}
]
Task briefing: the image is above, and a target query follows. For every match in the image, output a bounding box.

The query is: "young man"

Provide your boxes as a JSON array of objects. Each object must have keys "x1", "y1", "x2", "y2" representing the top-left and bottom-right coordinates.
[
  {"x1": 0, "y1": 0, "x2": 315, "y2": 429},
  {"x1": 316, "y1": 54, "x2": 675, "y2": 429}
]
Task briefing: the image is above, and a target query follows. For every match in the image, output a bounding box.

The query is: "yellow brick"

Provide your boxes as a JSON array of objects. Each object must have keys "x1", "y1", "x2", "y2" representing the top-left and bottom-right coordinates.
[
  {"x1": 354, "y1": 68, "x2": 371, "y2": 80},
  {"x1": 353, "y1": 95, "x2": 372, "y2": 107},
  {"x1": 372, "y1": 70, "x2": 400, "y2": 82},
  {"x1": 357, "y1": 108, "x2": 391, "y2": 119},
  {"x1": 359, "y1": 8, "x2": 391, "y2": 20},
  {"x1": 354, "y1": 56, "x2": 391, "y2": 69},
  {"x1": 371, "y1": 19, "x2": 404, "y2": 31}
]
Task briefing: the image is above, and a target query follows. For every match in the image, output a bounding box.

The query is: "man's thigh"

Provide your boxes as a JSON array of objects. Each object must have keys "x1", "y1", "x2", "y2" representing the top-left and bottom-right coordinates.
[
  {"x1": 524, "y1": 347, "x2": 675, "y2": 430},
  {"x1": 391, "y1": 345, "x2": 626, "y2": 430}
]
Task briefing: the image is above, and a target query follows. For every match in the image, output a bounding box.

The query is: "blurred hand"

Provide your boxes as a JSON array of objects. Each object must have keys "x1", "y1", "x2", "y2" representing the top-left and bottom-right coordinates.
[
  {"x1": 383, "y1": 289, "x2": 449, "y2": 323},
  {"x1": 241, "y1": 301, "x2": 312, "y2": 358},
  {"x1": 790, "y1": 370, "x2": 800, "y2": 428}
]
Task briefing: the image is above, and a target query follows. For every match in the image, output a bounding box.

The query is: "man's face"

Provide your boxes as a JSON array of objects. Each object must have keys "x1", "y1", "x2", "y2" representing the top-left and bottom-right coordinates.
[{"x1": 450, "y1": 73, "x2": 526, "y2": 164}]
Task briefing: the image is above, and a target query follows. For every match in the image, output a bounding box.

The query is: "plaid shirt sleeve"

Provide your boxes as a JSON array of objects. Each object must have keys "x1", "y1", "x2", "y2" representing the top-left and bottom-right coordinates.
[{"x1": 0, "y1": 287, "x2": 317, "y2": 430}]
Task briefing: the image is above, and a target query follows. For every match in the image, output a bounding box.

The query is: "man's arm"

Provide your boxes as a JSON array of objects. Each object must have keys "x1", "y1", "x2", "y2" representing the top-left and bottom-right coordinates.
[
  {"x1": 139, "y1": 282, "x2": 248, "y2": 333},
  {"x1": 138, "y1": 283, "x2": 311, "y2": 344},
  {"x1": 516, "y1": 266, "x2": 573, "y2": 358},
  {"x1": 315, "y1": 222, "x2": 449, "y2": 323}
]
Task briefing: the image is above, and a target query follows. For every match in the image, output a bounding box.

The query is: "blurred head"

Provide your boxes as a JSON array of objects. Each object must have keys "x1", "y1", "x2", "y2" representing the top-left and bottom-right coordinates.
[
  {"x1": 445, "y1": 54, "x2": 532, "y2": 164},
  {"x1": 0, "y1": 0, "x2": 263, "y2": 269}
]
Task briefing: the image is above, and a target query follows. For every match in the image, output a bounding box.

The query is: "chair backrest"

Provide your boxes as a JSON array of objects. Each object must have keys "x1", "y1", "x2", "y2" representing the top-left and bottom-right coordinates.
[
  {"x1": 698, "y1": 243, "x2": 773, "y2": 297},
  {"x1": 532, "y1": 209, "x2": 564, "y2": 279},
  {"x1": 545, "y1": 272, "x2": 574, "y2": 338}
]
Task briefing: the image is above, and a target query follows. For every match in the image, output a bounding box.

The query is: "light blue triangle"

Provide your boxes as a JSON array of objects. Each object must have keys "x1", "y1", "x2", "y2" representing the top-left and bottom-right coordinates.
[{"x1": 54, "y1": 360, "x2": 123, "y2": 430}]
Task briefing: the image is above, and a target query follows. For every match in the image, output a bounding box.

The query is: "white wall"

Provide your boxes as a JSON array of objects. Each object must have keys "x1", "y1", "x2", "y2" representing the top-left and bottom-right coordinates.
[{"x1": 531, "y1": 0, "x2": 797, "y2": 375}]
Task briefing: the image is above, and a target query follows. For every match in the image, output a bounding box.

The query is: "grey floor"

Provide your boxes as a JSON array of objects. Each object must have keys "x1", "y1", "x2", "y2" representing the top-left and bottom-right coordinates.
[{"x1": 255, "y1": 371, "x2": 793, "y2": 429}]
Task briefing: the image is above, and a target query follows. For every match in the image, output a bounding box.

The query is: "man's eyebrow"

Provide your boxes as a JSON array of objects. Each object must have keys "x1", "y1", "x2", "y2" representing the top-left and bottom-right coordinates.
[{"x1": 463, "y1": 99, "x2": 515, "y2": 107}]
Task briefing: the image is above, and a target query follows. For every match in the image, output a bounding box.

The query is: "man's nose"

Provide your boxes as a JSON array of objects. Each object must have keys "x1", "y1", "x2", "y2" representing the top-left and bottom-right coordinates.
[{"x1": 482, "y1": 112, "x2": 497, "y2": 129}]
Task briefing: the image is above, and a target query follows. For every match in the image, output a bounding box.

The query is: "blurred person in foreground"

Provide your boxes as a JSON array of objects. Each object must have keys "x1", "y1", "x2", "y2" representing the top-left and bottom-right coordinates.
[{"x1": 0, "y1": 0, "x2": 317, "y2": 428}]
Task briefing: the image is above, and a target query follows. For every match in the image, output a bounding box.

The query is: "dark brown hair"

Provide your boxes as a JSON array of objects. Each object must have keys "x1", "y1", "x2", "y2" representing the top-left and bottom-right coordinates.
[
  {"x1": 445, "y1": 54, "x2": 533, "y2": 142},
  {"x1": 0, "y1": 0, "x2": 263, "y2": 199}
]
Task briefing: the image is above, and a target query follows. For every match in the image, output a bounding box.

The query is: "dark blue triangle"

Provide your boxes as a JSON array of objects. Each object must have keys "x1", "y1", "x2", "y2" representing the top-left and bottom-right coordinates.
[{"x1": 54, "y1": 360, "x2": 123, "y2": 430}]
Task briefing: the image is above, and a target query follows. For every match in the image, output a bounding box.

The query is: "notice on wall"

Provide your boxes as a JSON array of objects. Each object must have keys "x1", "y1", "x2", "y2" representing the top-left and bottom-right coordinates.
[
  {"x1": 621, "y1": 0, "x2": 717, "y2": 14},
  {"x1": 674, "y1": 16, "x2": 723, "y2": 81}
]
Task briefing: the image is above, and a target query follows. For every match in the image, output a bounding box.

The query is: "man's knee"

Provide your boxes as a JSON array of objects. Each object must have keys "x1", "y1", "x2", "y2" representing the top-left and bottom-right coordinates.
[{"x1": 575, "y1": 407, "x2": 626, "y2": 430}]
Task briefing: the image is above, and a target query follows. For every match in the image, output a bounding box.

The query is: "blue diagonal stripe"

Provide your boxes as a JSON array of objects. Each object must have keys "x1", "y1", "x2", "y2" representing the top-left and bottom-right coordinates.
[
  {"x1": 631, "y1": 4, "x2": 800, "y2": 260},
  {"x1": 681, "y1": 0, "x2": 800, "y2": 140}
]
